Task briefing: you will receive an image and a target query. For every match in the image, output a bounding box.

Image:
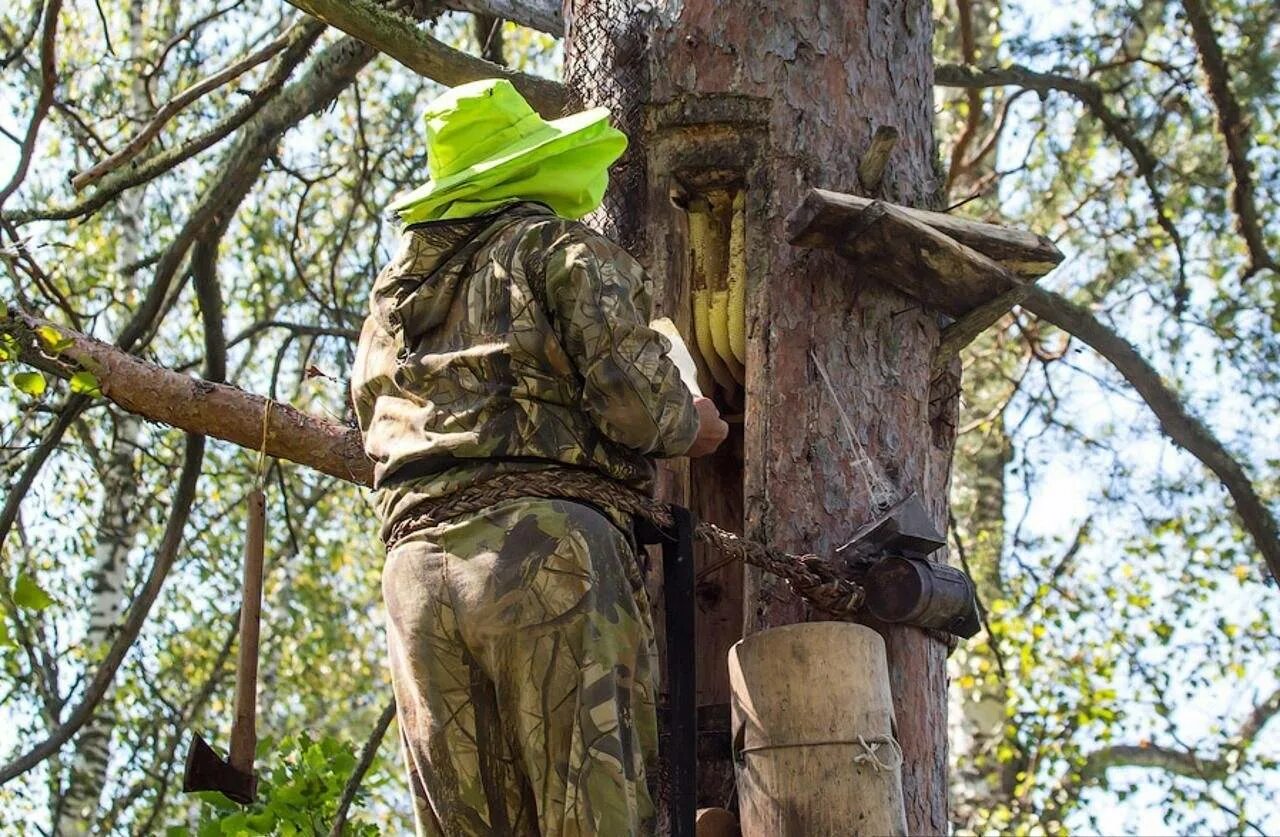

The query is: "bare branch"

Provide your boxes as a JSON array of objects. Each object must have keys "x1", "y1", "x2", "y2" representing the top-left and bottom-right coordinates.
[
  {"x1": 3, "y1": 307, "x2": 373, "y2": 486},
  {"x1": 0, "y1": 0, "x2": 64, "y2": 214},
  {"x1": 936, "y1": 63, "x2": 1189, "y2": 293},
  {"x1": 191, "y1": 223, "x2": 231, "y2": 382},
  {"x1": 1084, "y1": 744, "x2": 1224, "y2": 781},
  {"x1": 0, "y1": 396, "x2": 87, "y2": 549},
  {"x1": 0, "y1": 0, "x2": 45, "y2": 70},
  {"x1": 1180, "y1": 0, "x2": 1277, "y2": 277},
  {"x1": 0, "y1": 433, "x2": 205, "y2": 786},
  {"x1": 282, "y1": 0, "x2": 567, "y2": 115},
  {"x1": 5, "y1": 20, "x2": 328, "y2": 226},
  {"x1": 1021, "y1": 286, "x2": 1280, "y2": 586},
  {"x1": 70, "y1": 24, "x2": 299, "y2": 193},
  {"x1": 1082, "y1": 685, "x2": 1280, "y2": 783},
  {"x1": 328, "y1": 699, "x2": 397, "y2": 836},
  {"x1": 442, "y1": 0, "x2": 561, "y2": 35},
  {"x1": 113, "y1": 35, "x2": 376, "y2": 354}
]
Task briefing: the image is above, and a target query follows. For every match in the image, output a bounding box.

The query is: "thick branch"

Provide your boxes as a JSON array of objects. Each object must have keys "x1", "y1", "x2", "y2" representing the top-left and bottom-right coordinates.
[
  {"x1": 442, "y1": 0, "x2": 561, "y2": 35},
  {"x1": 283, "y1": 0, "x2": 567, "y2": 115},
  {"x1": 1083, "y1": 744, "x2": 1225, "y2": 781},
  {"x1": 1180, "y1": 0, "x2": 1277, "y2": 277},
  {"x1": 4, "y1": 307, "x2": 372, "y2": 486},
  {"x1": 1022, "y1": 287, "x2": 1280, "y2": 585}
]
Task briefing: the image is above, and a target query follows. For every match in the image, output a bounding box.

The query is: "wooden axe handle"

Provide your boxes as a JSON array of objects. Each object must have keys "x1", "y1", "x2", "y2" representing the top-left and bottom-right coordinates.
[{"x1": 230, "y1": 486, "x2": 265, "y2": 774}]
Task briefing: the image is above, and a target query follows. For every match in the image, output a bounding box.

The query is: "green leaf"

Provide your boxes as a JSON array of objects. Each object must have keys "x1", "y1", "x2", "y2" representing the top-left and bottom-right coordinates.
[
  {"x1": 13, "y1": 573, "x2": 54, "y2": 611},
  {"x1": 11, "y1": 371, "x2": 46, "y2": 397},
  {"x1": 69, "y1": 370, "x2": 101, "y2": 395},
  {"x1": 35, "y1": 324, "x2": 74, "y2": 353},
  {"x1": 193, "y1": 790, "x2": 239, "y2": 812}
]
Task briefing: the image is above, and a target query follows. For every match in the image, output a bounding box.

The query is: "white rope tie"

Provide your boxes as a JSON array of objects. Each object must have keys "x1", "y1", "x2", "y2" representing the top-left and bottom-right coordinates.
[
  {"x1": 736, "y1": 732, "x2": 905, "y2": 774},
  {"x1": 851, "y1": 733, "x2": 903, "y2": 773}
]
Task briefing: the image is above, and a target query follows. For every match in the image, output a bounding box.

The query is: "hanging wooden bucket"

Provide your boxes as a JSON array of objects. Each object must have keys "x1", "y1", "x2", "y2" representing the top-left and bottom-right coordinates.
[{"x1": 728, "y1": 622, "x2": 907, "y2": 837}]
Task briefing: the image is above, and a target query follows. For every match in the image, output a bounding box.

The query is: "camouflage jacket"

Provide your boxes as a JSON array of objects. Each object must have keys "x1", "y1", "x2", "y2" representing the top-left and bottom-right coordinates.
[{"x1": 351, "y1": 202, "x2": 699, "y2": 526}]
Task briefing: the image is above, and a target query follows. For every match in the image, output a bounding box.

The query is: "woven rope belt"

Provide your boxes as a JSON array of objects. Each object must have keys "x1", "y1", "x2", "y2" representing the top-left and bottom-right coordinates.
[{"x1": 383, "y1": 467, "x2": 866, "y2": 616}]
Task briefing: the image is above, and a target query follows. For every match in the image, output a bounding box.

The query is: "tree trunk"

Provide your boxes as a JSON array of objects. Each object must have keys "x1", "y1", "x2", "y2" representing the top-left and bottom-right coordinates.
[
  {"x1": 564, "y1": 0, "x2": 954, "y2": 831},
  {"x1": 54, "y1": 7, "x2": 149, "y2": 831}
]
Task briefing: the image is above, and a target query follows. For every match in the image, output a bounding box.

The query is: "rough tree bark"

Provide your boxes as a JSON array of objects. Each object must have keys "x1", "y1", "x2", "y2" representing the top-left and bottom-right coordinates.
[{"x1": 564, "y1": 0, "x2": 953, "y2": 830}]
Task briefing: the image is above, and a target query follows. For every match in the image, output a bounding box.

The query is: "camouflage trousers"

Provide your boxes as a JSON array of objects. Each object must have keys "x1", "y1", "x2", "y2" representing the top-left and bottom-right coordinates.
[{"x1": 382, "y1": 497, "x2": 659, "y2": 836}]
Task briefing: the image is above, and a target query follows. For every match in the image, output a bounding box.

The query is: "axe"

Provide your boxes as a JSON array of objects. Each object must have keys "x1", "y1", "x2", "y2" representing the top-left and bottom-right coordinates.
[{"x1": 183, "y1": 485, "x2": 266, "y2": 804}]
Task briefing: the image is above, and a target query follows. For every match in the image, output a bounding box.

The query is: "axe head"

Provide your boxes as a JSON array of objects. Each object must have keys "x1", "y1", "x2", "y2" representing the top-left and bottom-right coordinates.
[{"x1": 182, "y1": 734, "x2": 257, "y2": 805}]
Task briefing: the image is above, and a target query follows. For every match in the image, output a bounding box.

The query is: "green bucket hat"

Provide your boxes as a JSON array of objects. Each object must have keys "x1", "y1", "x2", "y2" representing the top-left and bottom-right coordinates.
[{"x1": 387, "y1": 78, "x2": 628, "y2": 225}]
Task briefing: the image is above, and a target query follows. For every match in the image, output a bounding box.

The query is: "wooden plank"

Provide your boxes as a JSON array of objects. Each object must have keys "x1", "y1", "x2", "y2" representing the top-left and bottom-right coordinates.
[
  {"x1": 786, "y1": 187, "x2": 1063, "y2": 278},
  {"x1": 804, "y1": 198, "x2": 1029, "y2": 318}
]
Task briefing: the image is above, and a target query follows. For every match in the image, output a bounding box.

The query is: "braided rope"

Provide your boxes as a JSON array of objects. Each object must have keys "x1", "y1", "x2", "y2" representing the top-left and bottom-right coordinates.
[{"x1": 384, "y1": 468, "x2": 866, "y2": 616}]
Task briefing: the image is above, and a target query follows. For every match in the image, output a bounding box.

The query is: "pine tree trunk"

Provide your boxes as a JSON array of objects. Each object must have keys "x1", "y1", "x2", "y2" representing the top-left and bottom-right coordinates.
[{"x1": 564, "y1": 1, "x2": 954, "y2": 831}]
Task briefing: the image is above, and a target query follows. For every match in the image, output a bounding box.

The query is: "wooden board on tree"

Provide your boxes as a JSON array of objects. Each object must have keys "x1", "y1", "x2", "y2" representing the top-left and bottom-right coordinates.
[{"x1": 786, "y1": 186, "x2": 1060, "y2": 306}]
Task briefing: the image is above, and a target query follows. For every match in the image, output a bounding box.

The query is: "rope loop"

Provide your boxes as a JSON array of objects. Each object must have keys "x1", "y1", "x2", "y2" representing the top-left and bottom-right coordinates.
[{"x1": 851, "y1": 733, "x2": 903, "y2": 773}]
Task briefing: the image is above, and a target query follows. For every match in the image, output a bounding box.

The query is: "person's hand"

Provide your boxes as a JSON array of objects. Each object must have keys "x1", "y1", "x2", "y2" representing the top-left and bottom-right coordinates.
[{"x1": 686, "y1": 396, "x2": 730, "y2": 457}]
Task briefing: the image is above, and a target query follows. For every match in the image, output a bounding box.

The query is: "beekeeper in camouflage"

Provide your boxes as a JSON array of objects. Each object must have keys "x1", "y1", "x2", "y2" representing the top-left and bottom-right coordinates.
[{"x1": 351, "y1": 78, "x2": 729, "y2": 836}]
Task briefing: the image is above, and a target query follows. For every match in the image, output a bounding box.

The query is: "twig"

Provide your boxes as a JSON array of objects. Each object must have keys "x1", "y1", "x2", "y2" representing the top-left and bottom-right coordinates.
[
  {"x1": 1022, "y1": 285, "x2": 1280, "y2": 587},
  {"x1": 328, "y1": 699, "x2": 397, "y2": 836},
  {"x1": 1180, "y1": 0, "x2": 1277, "y2": 277},
  {"x1": 0, "y1": 434, "x2": 206, "y2": 786},
  {"x1": 72, "y1": 26, "x2": 298, "y2": 192},
  {"x1": 0, "y1": 0, "x2": 64, "y2": 215}
]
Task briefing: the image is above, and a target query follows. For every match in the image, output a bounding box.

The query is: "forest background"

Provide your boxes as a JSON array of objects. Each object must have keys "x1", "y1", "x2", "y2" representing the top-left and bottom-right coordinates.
[{"x1": 0, "y1": 0, "x2": 1276, "y2": 833}]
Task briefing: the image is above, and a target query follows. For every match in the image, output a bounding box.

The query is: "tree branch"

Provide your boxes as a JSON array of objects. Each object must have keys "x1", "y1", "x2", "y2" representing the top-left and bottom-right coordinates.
[
  {"x1": 0, "y1": 433, "x2": 205, "y2": 786},
  {"x1": 282, "y1": 0, "x2": 567, "y2": 115},
  {"x1": 936, "y1": 63, "x2": 1189, "y2": 294},
  {"x1": 70, "y1": 23, "x2": 299, "y2": 193},
  {"x1": 441, "y1": 0, "x2": 561, "y2": 35},
  {"x1": 112, "y1": 34, "x2": 376, "y2": 354},
  {"x1": 0, "y1": 0, "x2": 44, "y2": 71},
  {"x1": 328, "y1": 699, "x2": 397, "y2": 836},
  {"x1": 1021, "y1": 286, "x2": 1280, "y2": 586},
  {"x1": 1180, "y1": 0, "x2": 1277, "y2": 277},
  {"x1": 1083, "y1": 743, "x2": 1226, "y2": 781},
  {"x1": 1082, "y1": 685, "x2": 1280, "y2": 783},
  {"x1": 0, "y1": 395, "x2": 87, "y2": 549},
  {"x1": 3, "y1": 307, "x2": 373, "y2": 486},
  {"x1": 5, "y1": 20, "x2": 328, "y2": 226},
  {"x1": 0, "y1": 0, "x2": 64, "y2": 214}
]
